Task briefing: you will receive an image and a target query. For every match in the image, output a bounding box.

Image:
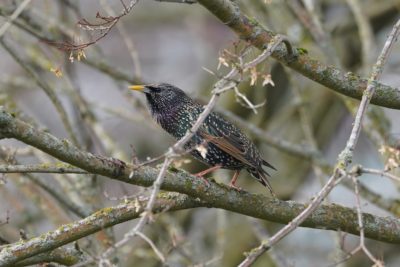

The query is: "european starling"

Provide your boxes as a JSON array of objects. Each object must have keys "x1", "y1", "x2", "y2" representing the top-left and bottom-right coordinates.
[{"x1": 130, "y1": 83, "x2": 276, "y2": 194}]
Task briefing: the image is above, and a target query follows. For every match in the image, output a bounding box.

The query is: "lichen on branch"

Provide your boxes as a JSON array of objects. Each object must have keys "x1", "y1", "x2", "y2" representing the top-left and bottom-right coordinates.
[
  {"x1": 197, "y1": 0, "x2": 400, "y2": 110},
  {"x1": 0, "y1": 107, "x2": 399, "y2": 250}
]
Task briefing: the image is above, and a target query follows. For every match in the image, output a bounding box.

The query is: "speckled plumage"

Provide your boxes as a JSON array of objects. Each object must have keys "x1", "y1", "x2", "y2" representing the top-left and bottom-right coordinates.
[{"x1": 134, "y1": 83, "x2": 276, "y2": 193}]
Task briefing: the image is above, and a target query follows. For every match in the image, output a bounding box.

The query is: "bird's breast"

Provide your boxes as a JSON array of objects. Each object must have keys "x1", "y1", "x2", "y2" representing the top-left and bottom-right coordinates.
[{"x1": 155, "y1": 108, "x2": 198, "y2": 140}]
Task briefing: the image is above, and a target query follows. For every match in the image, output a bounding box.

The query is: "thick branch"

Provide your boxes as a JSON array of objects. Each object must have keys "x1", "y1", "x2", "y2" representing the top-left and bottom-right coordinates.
[
  {"x1": 12, "y1": 247, "x2": 83, "y2": 267},
  {"x1": 196, "y1": 0, "x2": 400, "y2": 110},
  {"x1": 0, "y1": 194, "x2": 199, "y2": 266},
  {"x1": 1, "y1": 190, "x2": 400, "y2": 267},
  {"x1": 0, "y1": 108, "x2": 399, "y2": 246}
]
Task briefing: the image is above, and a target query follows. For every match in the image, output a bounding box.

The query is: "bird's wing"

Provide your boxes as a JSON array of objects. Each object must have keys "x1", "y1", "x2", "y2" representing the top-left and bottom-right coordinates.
[{"x1": 197, "y1": 114, "x2": 257, "y2": 169}]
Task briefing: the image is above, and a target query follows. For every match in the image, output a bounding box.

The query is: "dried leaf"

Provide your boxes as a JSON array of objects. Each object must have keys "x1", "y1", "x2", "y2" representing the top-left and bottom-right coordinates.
[
  {"x1": 217, "y1": 56, "x2": 229, "y2": 70},
  {"x1": 250, "y1": 67, "x2": 258, "y2": 86},
  {"x1": 262, "y1": 74, "x2": 275, "y2": 86},
  {"x1": 50, "y1": 67, "x2": 63, "y2": 78},
  {"x1": 378, "y1": 145, "x2": 386, "y2": 154},
  {"x1": 69, "y1": 51, "x2": 74, "y2": 63},
  {"x1": 134, "y1": 198, "x2": 141, "y2": 212},
  {"x1": 77, "y1": 49, "x2": 86, "y2": 61}
]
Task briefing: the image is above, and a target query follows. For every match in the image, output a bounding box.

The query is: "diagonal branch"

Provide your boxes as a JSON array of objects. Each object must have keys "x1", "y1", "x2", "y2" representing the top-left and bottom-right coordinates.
[
  {"x1": 0, "y1": 163, "x2": 86, "y2": 174},
  {"x1": 2, "y1": 1, "x2": 400, "y2": 110},
  {"x1": 196, "y1": 0, "x2": 400, "y2": 110},
  {"x1": 0, "y1": 191, "x2": 399, "y2": 267},
  {"x1": 0, "y1": 193, "x2": 200, "y2": 267},
  {"x1": 0, "y1": 108, "x2": 399, "y2": 247},
  {"x1": 237, "y1": 17, "x2": 400, "y2": 267},
  {"x1": 12, "y1": 247, "x2": 83, "y2": 267}
]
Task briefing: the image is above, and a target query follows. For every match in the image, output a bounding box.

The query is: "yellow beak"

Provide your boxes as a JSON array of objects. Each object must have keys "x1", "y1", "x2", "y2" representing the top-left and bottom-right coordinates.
[{"x1": 129, "y1": 85, "x2": 145, "y2": 91}]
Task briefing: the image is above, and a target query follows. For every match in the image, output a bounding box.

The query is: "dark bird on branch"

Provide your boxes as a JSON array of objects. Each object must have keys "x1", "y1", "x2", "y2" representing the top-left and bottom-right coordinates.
[{"x1": 130, "y1": 83, "x2": 276, "y2": 195}]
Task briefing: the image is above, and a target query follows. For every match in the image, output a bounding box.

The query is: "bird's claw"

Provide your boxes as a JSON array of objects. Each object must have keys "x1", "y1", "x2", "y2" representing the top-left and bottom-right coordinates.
[
  {"x1": 229, "y1": 183, "x2": 242, "y2": 191},
  {"x1": 194, "y1": 174, "x2": 211, "y2": 188}
]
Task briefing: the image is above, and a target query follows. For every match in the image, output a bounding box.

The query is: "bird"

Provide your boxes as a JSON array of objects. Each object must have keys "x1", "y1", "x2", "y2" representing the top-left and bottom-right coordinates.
[{"x1": 129, "y1": 83, "x2": 276, "y2": 195}]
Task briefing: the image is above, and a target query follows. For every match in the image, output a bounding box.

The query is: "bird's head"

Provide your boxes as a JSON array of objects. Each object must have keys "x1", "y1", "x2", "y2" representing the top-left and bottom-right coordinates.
[{"x1": 129, "y1": 83, "x2": 192, "y2": 115}]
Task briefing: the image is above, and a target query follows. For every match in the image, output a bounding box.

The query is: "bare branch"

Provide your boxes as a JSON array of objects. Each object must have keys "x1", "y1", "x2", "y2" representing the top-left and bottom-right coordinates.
[
  {"x1": 44, "y1": 0, "x2": 139, "y2": 52},
  {"x1": 237, "y1": 16, "x2": 400, "y2": 267},
  {"x1": 0, "y1": 39, "x2": 80, "y2": 146},
  {"x1": 99, "y1": 157, "x2": 173, "y2": 262},
  {"x1": 338, "y1": 18, "x2": 400, "y2": 166},
  {"x1": 0, "y1": 191, "x2": 399, "y2": 266},
  {"x1": 196, "y1": 0, "x2": 400, "y2": 109},
  {"x1": 238, "y1": 169, "x2": 345, "y2": 267},
  {"x1": 0, "y1": 108, "x2": 399, "y2": 265},
  {"x1": 135, "y1": 231, "x2": 166, "y2": 263},
  {"x1": 0, "y1": 0, "x2": 31, "y2": 38},
  {"x1": 0, "y1": 163, "x2": 86, "y2": 174},
  {"x1": 154, "y1": 0, "x2": 197, "y2": 3},
  {"x1": 349, "y1": 175, "x2": 383, "y2": 266},
  {"x1": 12, "y1": 247, "x2": 83, "y2": 267},
  {"x1": 357, "y1": 166, "x2": 400, "y2": 183}
]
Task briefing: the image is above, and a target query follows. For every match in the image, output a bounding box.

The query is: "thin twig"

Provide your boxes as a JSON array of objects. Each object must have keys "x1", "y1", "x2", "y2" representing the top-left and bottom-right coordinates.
[
  {"x1": 248, "y1": 217, "x2": 290, "y2": 267},
  {"x1": 135, "y1": 231, "x2": 166, "y2": 263},
  {"x1": 98, "y1": 157, "x2": 173, "y2": 264},
  {"x1": 0, "y1": 163, "x2": 87, "y2": 174},
  {"x1": 345, "y1": 0, "x2": 376, "y2": 73},
  {"x1": 45, "y1": 0, "x2": 139, "y2": 51},
  {"x1": 238, "y1": 169, "x2": 345, "y2": 267},
  {"x1": 26, "y1": 173, "x2": 90, "y2": 218},
  {"x1": 100, "y1": 0, "x2": 142, "y2": 80},
  {"x1": 358, "y1": 166, "x2": 400, "y2": 183},
  {"x1": 154, "y1": 0, "x2": 197, "y2": 3},
  {"x1": 0, "y1": 0, "x2": 31, "y2": 38},
  {"x1": 238, "y1": 17, "x2": 400, "y2": 267},
  {"x1": 0, "y1": 38, "x2": 80, "y2": 146},
  {"x1": 233, "y1": 86, "x2": 266, "y2": 114},
  {"x1": 349, "y1": 175, "x2": 383, "y2": 266},
  {"x1": 338, "y1": 18, "x2": 400, "y2": 166}
]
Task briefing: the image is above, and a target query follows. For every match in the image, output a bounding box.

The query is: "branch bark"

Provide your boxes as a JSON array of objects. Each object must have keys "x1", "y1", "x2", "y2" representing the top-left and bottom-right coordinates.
[
  {"x1": 0, "y1": 108, "x2": 399, "y2": 251},
  {"x1": 0, "y1": 194, "x2": 198, "y2": 267},
  {"x1": 196, "y1": 0, "x2": 400, "y2": 110},
  {"x1": 12, "y1": 248, "x2": 83, "y2": 267},
  {"x1": 1, "y1": 190, "x2": 400, "y2": 266},
  {"x1": 0, "y1": 163, "x2": 86, "y2": 174}
]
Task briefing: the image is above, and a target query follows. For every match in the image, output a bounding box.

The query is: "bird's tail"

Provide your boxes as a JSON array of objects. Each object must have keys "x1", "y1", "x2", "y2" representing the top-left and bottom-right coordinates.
[
  {"x1": 262, "y1": 159, "x2": 276, "y2": 171},
  {"x1": 248, "y1": 167, "x2": 276, "y2": 197}
]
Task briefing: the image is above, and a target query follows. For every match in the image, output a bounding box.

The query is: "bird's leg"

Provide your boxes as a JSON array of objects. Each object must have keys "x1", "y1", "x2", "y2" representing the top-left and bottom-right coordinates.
[
  {"x1": 229, "y1": 170, "x2": 242, "y2": 191},
  {"x1": 194, "y1": 165, "x2": 221, "y2": 177},
  {"x1": 193, "y1": 165, "x2": 221, "y2": 186}
]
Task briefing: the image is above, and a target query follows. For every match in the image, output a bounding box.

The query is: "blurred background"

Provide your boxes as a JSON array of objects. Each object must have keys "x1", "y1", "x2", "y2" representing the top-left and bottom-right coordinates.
[{"x1": 0, "y1": 0, "x2": 400, "y2": 266}]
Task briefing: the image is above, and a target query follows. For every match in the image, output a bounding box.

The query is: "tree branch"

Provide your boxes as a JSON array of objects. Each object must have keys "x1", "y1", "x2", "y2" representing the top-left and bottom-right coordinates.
[
  {"x1": 0, "y1": 163, "x2": 86, "y2": 174},
  {"x1": 0, "y1": 193, "x2": 200, "y2": 266},
  {"x1": 1, "y1": 189, "x2": 400, "y2": 266},
  {"x1": 0, "y1": 108, "x2": 399, "y2": 248},
  {"x1": 12, "y1": 247, "x2": 83, "y2": 267},
  {"x1": 196, "y1": 0, "x2": 400, "y2": 110},
  {"x1": 238, "y1": 17, "x2": 400, "y2": 266}
]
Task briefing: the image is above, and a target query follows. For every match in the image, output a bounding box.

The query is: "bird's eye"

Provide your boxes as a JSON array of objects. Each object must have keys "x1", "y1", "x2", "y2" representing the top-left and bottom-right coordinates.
[{"x1": 149, "y1": 86, "x2": 161, "y2": 93}]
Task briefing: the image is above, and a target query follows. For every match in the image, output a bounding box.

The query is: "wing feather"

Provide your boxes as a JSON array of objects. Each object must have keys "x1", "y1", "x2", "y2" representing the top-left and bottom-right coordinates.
[
  {"x1": 198, "y1": 131, "x2": 255, "y2": 167},
  {"x1": 197, "y1": 113, "x2": 259, "y2": 169}
]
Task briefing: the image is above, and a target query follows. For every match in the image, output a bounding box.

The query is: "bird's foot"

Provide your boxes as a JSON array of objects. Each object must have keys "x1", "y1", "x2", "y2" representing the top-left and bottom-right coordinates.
[
  {"x1": 194, "y1": 174, "x2": 211, "y2": 187},
  {"x1": 229, "y1": 170, "x2": 241, "y2": 191},
  {"x1": 229, "y1": 182, "x2": 242, "y2": 191}
]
